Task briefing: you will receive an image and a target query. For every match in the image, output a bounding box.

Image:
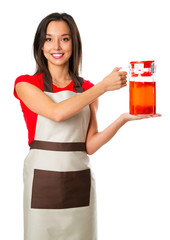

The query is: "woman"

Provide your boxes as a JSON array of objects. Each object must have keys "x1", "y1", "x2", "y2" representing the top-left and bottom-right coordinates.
[{"x1": 14, "y1": 12, "x2": 160, "y2": 240}]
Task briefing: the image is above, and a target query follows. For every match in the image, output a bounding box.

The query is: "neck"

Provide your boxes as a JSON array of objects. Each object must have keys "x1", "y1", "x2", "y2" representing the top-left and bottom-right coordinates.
[{"x1": 48, "y1": 62, "x2": 71, "y2": 83}]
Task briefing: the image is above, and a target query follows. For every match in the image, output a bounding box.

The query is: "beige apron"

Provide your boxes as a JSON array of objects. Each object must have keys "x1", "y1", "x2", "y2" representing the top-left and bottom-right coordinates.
[{"x1": 23, "y1": 75, "x2": 97, "y2": 240}]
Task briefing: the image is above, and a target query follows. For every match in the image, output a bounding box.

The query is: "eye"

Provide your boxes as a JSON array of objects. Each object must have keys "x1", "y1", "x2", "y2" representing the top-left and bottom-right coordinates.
[
  {"x1": 45, "y1": 38, "x2": 52, "y2": 42},
  {"x1": 61, "y1": 37, "x2": 69, "y2": 42}
]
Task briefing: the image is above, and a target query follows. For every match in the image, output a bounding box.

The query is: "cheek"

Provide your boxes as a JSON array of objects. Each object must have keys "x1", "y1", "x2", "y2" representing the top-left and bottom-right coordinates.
[
  {"x1": 63, "y1": 42, "x2": 72, "y2": 53},
  {"x1": 42, "y1": 43, "x2": 51, "y2": 53}
]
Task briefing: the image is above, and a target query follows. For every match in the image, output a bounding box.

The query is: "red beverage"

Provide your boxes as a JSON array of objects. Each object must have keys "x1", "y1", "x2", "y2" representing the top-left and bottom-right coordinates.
[{"x1": 130, "y1": 81, "x2": 156, "y2": 114}]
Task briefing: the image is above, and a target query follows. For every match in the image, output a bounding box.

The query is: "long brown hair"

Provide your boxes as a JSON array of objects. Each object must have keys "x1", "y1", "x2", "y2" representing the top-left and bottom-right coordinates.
[{"x1": 33, "y1": 13, "x2": 83, "y2": 89}]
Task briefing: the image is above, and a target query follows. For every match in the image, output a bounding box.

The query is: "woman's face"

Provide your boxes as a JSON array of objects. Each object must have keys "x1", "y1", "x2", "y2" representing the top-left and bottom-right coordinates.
[{"x1": 42, "y1": 21, "x2": 72, "y2": 69}]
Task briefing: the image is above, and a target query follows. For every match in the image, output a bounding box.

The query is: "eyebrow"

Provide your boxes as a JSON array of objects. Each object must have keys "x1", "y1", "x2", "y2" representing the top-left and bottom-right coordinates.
[{"x1": 46, "y1": 33, "x2": 71, "y2": 36}]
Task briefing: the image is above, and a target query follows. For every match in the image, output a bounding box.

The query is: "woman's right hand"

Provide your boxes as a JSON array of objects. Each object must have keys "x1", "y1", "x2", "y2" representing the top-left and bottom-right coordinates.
[{"x1": 101, "y1": 67, "x2": 127, "y2": 92}]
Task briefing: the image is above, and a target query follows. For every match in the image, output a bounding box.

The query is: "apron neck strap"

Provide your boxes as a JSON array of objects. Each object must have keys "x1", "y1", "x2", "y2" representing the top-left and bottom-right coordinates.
[
  {"x1": 69, "y1": 72, "x2": 84, "y2": 93},
  {"x1": 42, "y1": 71, "x2": 84, "y2": 93}
]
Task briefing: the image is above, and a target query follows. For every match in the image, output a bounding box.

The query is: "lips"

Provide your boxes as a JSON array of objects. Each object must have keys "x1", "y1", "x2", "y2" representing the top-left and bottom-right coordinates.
[{"x1": 51, "y1": 53, "x2": 64, "y2": 59}]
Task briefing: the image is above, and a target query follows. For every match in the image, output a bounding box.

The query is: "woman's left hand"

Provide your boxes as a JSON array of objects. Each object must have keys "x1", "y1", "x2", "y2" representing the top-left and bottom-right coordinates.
[{"x1": 120, "y1": 112, "x2": 162, "y2": 123}]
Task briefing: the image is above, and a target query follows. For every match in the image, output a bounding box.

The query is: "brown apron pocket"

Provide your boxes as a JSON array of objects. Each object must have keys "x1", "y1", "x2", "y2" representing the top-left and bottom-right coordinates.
[{"x1": 31, "y1": 168, "x2": 91, "y2": 209}]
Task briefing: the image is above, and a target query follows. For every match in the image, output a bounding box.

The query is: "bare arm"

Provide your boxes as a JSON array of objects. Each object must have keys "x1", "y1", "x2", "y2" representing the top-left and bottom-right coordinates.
[
  {"x1": 86, "y1": 103, "x2": 161, "y2": 155},
  {"x1": 15, "y1": 68, "x2": 127, "y2": 122},
  {"x1": 86, "y1": 100, "x2": 127, "y2": 155}
]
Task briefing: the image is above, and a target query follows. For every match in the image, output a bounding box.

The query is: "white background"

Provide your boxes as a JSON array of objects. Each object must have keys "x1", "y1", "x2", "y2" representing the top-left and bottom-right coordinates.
[{"x1": 1, "y1": 0, "x2": 170, "y2": 239}]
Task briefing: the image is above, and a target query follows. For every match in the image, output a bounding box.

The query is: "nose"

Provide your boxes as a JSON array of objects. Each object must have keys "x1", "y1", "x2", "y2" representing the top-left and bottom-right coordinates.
[{"x1": 53, "y1": 39, "x2": 62, "y2": 50}]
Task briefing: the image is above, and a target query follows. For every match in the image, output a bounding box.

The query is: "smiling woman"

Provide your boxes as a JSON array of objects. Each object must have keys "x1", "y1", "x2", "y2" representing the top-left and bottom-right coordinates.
[
  {"x1": 15, "y1": 13, "x2": 98, "y2": 240},
  {"x1": 14, "y1": 11, "x2": 160, "y2": 240}
]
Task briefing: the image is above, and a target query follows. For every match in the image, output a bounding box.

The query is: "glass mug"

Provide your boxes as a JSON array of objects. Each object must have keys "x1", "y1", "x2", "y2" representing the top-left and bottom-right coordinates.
[{"x1": 129, "y1": 60, "x2": 156, "y2": 115}]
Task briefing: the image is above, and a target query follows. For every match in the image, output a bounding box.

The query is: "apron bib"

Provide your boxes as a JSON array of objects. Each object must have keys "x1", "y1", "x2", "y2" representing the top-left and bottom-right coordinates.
[{"x1": 23, "y1": 75, "x2": 97, "y2": 240}]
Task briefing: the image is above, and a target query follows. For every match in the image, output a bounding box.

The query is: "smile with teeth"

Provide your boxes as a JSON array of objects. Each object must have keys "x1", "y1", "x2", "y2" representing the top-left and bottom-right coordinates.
[{"x1": 51, "y1": 53, "x2": 64, "y2": 59}]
